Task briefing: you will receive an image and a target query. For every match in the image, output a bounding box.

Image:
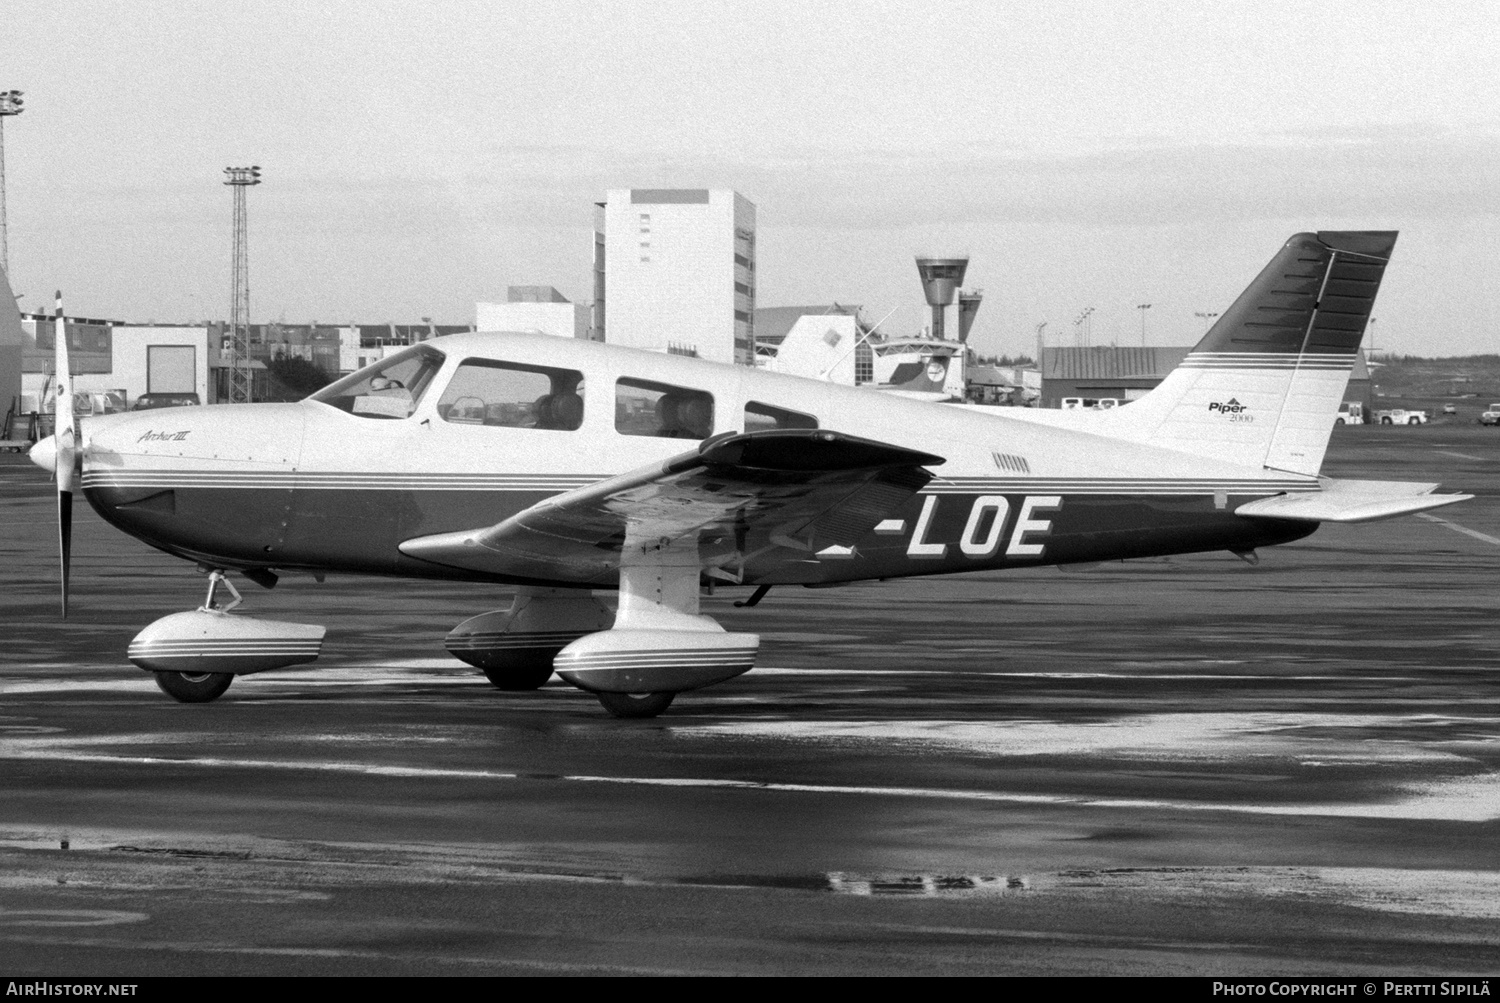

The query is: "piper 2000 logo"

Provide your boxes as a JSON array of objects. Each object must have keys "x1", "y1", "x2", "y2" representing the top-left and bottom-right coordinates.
[{"x1": 1208, "y1": 398, "x2": 1253, "y2": 422}]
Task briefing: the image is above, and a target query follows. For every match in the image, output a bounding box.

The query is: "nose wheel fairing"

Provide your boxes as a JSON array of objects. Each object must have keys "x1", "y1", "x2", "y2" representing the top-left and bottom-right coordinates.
[
  {"x1": 129, "y1": 572, "x2": 326, "y2": 702},
  {"x1": 128, "y1": 608, "x2": 325, "y2": 676}
]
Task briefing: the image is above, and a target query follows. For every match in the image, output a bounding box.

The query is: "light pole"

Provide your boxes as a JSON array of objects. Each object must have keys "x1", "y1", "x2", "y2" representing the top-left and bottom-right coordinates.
[
  {"x1": 1136, "y1": 303, "x2": 1152, "y2": 346},
  {"x1": 224, "y1": 165, "x2": 262, "y2": 404},
  {"x1": 1074, "y1": 307, "x2": 1094, "y2": 347},
  {"x1": 0, "y1": 89, "x2": 24, "y2": 277},
  {"x1": 1194, "y1": 311, "x2": 1219, "y2": 335},
  {"x1": 1367, "y1": 317, "x2": 1377, "y2": 355}
]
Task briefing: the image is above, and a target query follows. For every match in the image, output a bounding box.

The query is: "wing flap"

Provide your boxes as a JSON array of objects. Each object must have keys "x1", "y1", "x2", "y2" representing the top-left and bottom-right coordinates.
[
  {"x1": 1236, "y1": 479, "x2": 1472, "y2": 523},
  {"x1": 400, "y1": 430, "x2": 943, "y2": 581}
]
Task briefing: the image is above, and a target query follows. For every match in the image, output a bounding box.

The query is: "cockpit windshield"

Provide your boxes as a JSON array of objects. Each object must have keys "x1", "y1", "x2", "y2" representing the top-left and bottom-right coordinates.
[{"x1": 307, "y1": 345, "x2": 446, "y2": 419}]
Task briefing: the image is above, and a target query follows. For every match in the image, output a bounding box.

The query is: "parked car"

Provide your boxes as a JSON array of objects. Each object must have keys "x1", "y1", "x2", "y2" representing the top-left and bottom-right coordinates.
[
  {"x1": 68, "y1": 391, "x2": 126, "y2": 416},
  {"x1": 1442, "y1": 403, "x2": 1458, "y2": 415},
  {"x1": 132, "y1": 393, "x2": 202, "y2": 410},
  {"x1": 1481, "y1": 404, "x2": 1500, "y2": 426},
  {"x1": 1374, "y1": 408, "x2": 1429, "y2": 425}
]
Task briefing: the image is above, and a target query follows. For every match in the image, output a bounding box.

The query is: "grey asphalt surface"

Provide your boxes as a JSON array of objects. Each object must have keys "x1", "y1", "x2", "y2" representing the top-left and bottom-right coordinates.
[{"x1": 2, "y1": 423, "x2": 1499, "y2": 976}]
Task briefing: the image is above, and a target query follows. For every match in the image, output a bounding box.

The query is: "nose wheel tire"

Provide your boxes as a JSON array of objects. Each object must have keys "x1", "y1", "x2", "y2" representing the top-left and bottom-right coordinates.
[
  {"x1": 154, "y1": 671, "x2": 234, "y2": 703},
  {"x1": 596, "y1": 691, "x2": 675, "y2": 718}
]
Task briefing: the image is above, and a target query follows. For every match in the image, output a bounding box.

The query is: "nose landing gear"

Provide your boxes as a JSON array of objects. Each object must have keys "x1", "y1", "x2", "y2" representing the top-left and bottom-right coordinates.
[
  {"x1": 129, "y1": 571, "x2": 326, "y2": 703},
  {"x1": 154, "y1": 669, "x2": 234, "y2": 703}
]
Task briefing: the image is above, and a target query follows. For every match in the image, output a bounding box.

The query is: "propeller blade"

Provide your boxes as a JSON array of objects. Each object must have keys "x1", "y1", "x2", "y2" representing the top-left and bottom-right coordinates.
[
  {"x1": 59, "y1": 485, "x2": 72, "y2": 618},
  {"x1": 53, "y1": 291, "x2": 75, "y2": 618}
]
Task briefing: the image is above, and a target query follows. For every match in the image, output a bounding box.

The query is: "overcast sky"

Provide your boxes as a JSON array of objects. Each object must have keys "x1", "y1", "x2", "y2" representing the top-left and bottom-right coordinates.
[{"x1": 3, "y1": 1, "x2": 1498, "y2": 358}]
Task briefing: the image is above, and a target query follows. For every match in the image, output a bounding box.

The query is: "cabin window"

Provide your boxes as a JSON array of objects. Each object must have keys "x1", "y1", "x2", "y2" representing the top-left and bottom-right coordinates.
[
  {"x1": 308, "y1": 345, "x2": 445, "y2": 419},
  {"x1": 744, "y1": 401, "x2": 817, "y2": 433},
  {"x1": 438, "y1": 360, "x2": 584, "y2": 430},
  {"x1": 615, "y1": 378, "x2": 714, "y2": 439}
]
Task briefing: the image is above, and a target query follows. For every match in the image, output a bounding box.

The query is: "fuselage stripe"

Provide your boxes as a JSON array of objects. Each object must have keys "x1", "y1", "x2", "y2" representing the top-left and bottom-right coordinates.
[{"x1": 84, "y1": 472, "x2": 1316, "y2": 495}]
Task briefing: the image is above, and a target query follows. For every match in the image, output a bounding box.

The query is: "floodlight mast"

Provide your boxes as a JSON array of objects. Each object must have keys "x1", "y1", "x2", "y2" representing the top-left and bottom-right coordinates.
[
  {"x1": 0, "y1": 90, "x2": 25, "y2": 277},
  {"x1": 224, "y1": 166, "x2": 261, "y2": 404}
]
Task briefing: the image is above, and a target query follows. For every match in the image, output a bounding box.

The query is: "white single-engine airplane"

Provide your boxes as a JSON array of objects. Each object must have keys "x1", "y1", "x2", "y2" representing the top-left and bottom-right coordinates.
[{"x1": 28, "y1": 231, "x2": 1470, "y2": 716}]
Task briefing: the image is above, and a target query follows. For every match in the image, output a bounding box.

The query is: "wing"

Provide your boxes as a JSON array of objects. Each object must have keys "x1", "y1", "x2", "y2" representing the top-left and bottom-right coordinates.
[
  {"x1": 1236, "y1": 478, "x2": 1472, "y2": 523},
  {"x1": 399, "y1": 429, "x2": 944, "y2": 583}
]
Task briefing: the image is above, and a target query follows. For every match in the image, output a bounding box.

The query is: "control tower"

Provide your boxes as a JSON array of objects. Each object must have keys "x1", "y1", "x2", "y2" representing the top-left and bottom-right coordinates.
[{"x1": 915, "y1": 255, "x2": 981, "y2": 342}]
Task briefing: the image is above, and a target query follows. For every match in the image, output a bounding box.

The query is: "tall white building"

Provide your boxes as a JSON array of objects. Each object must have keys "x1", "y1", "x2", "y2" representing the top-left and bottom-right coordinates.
[{"x1": 594, "y1": 189, "x2": 756, "y2": 366}]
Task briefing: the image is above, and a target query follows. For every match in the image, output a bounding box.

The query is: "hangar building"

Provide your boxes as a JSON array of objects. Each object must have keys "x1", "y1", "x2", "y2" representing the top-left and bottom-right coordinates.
[{"x1": 1039, "y1": 345, "x2": 1372, "y2": 409}]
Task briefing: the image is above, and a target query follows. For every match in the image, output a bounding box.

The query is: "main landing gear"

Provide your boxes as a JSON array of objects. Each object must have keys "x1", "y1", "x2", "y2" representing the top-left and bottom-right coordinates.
[
  {"x1": 594, "y1": 692, "x2": 676, "y2": 719},
  {"x1": 446, "y1": 587, "x2": 613, "y2": 691},
  {"x1": 446, "y1": 532, "x2": 759, "y2": 718},
  {"x1": 129, "y1": 571, "x2": 326, "y2": 704},
  {"x1": 551, "y1": 529, "x2": 758, "y2": 719}
]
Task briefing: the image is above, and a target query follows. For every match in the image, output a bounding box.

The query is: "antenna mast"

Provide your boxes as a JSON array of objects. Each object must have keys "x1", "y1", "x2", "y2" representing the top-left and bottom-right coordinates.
[
  {"x1": 0, "y1": 90, "x2": 25, "y2": 276},
  {"x1": 224, "y1": 165, "x2": 261, "y2": 404}
]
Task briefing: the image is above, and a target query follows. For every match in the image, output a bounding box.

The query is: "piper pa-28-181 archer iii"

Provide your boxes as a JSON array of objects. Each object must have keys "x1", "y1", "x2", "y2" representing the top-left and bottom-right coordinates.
[{"x1": 28, "y1": 230, "x2": 1470, "y2": 717}]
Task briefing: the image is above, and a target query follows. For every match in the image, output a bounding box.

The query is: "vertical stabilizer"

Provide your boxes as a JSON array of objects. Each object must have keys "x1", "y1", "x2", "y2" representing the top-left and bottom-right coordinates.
[{"x1": 1111, "y1": 231, "x2": 1396, "y2": 475}]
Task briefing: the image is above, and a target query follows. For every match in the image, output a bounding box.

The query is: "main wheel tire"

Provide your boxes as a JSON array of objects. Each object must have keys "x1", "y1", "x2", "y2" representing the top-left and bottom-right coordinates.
[
  {"x1": 481, "y1": 663, "x2": 554, "y2": 691},
  {"x1": 596, "y1": 691, "x2": 675, "y2": 719},
  {"x1": 154, "y1": 671, "x2": 233, "y2": 703}
]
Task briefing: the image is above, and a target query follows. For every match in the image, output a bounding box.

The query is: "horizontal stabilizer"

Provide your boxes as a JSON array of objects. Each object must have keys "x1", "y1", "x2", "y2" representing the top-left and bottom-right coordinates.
[{"x1": 1235, "y1": 479, "x2": 1472, "y2": 523}]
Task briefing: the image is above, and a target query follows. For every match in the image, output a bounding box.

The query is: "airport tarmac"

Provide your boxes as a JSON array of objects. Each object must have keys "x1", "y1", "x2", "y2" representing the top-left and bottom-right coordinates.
[{"x1": 2, "y1": 424, "x2": 1499, "y2": 976}]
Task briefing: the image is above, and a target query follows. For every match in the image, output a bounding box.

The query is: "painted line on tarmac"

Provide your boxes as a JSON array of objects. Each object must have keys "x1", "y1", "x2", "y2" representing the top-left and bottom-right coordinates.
[
  {"x1": 0, "y1": 749, "x2": 522, "y2": 781},
  {"x1": 754, "y1": 668, "x2": 1420, "y2": 681},
  {"x1": 1416, "y1": 512, "x2": 1500, "y2": 546},
  {"x1": 0, "y1": 669, "x2": 1426, "y2": 695},
  {"x1": 1, "y1": 747, "x2": 1494, "y2": 821},
  {"x1": 0, "y1": 932, "x2": 679, "y2": 974},
  {"x1": 0, "y1": 675, "x2": 487, "y2": 695},
  {"x1": 1437, "y1": 450, "x2": 1485, "y2": 461}
]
